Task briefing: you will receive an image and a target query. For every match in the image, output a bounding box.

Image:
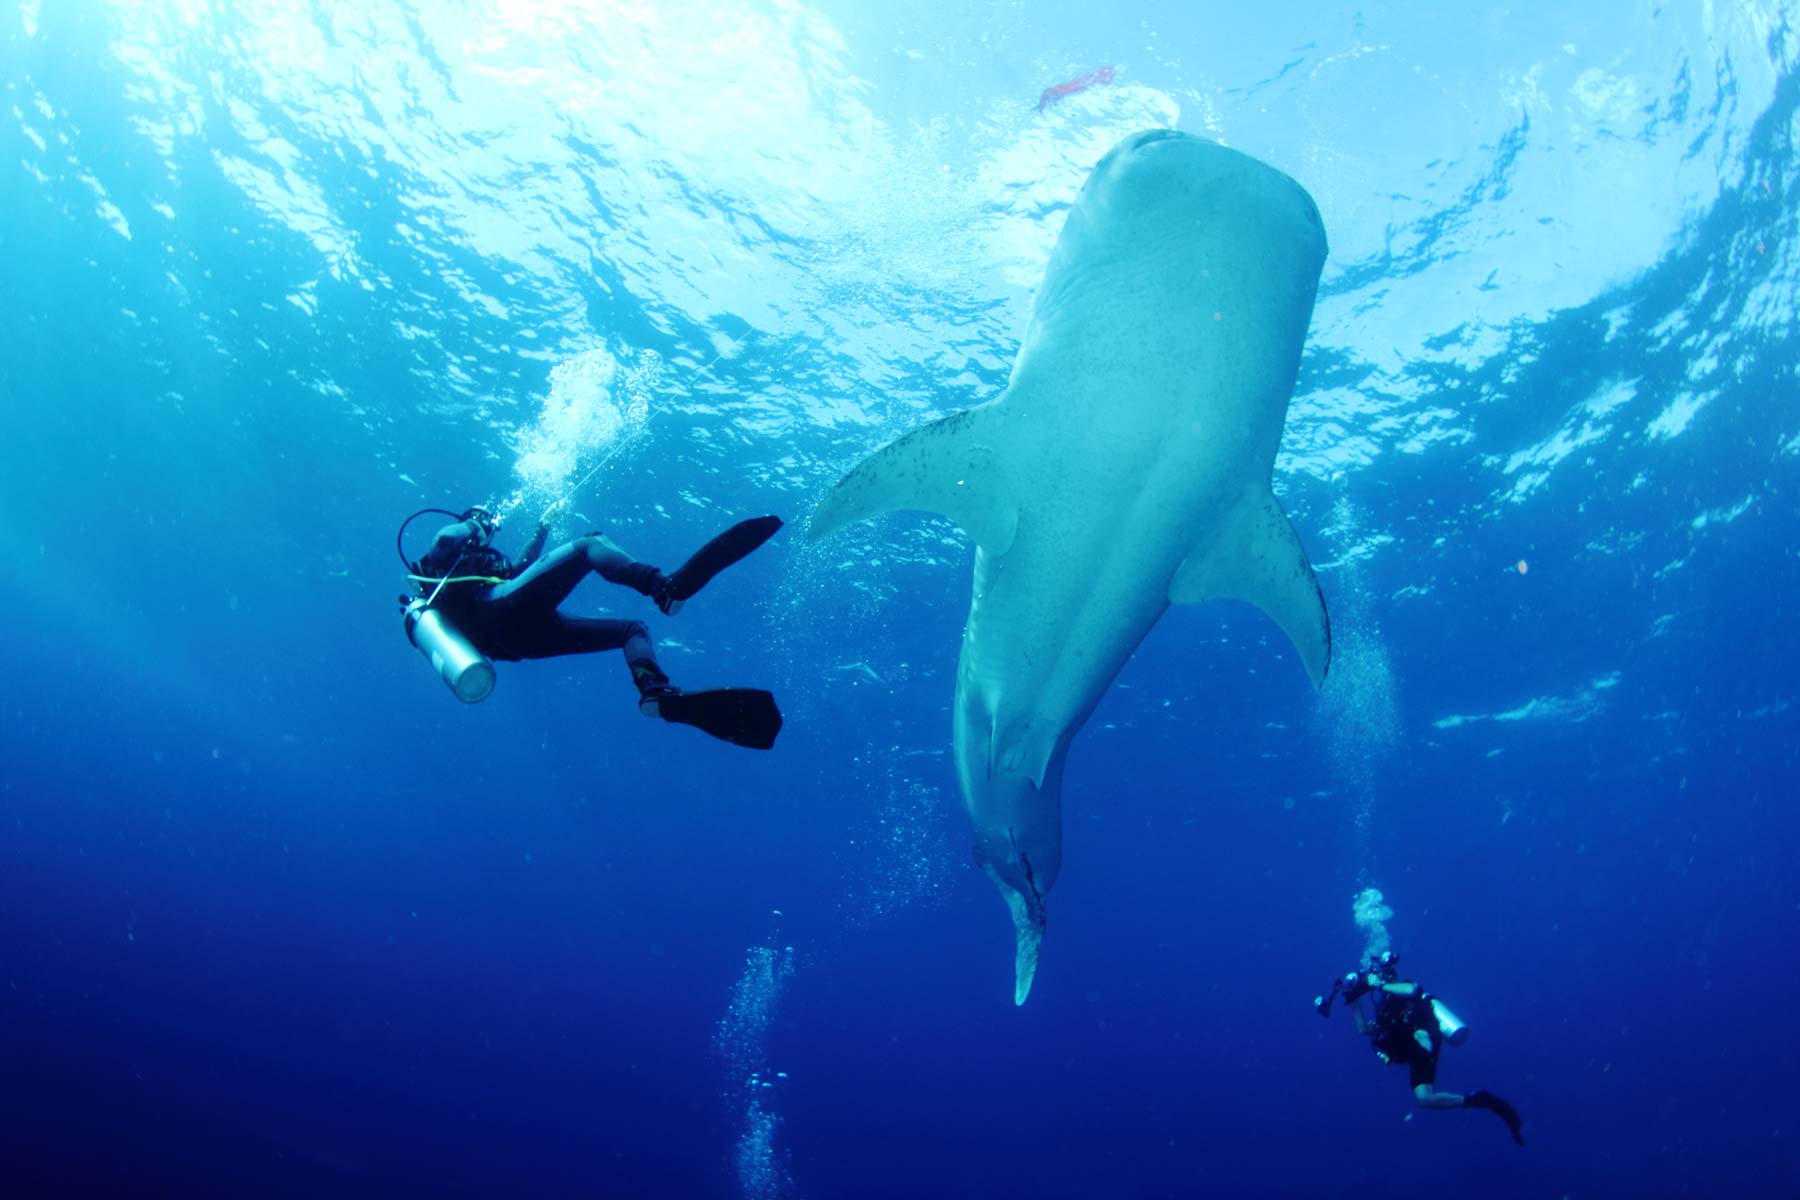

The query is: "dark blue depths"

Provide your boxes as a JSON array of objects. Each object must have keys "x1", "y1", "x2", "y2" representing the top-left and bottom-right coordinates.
[{"x1": 3, "y1": 4, "x2": 1799, "y2": 1198}]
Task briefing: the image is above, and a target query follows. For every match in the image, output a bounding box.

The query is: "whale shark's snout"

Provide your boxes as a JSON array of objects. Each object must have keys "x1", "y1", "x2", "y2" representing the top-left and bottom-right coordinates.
[
  {"x1": 1124, "y1": 126, "x2": 1190, "y2": 150},
  {"x1": 1090, "y1": 126, "x2": 1199, "y2": 179},
  {"x1": 1090, "y1": 129, "x2": 1321, "y2": 239}
]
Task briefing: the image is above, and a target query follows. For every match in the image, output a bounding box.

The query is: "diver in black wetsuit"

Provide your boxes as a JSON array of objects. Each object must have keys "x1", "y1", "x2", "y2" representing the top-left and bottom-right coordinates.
[
  {"x1": 405, "y1": 501, "x2": 784, "y2": 749},
  {"x1": 1317, "y1": 951, "x2": 1525, "y2": 1145}
]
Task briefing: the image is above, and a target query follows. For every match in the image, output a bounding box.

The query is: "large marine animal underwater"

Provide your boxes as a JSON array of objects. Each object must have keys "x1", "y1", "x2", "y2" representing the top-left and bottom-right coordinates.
[{"x1": 811, "y1": 129, "x2": 1333, "y2": 1004}]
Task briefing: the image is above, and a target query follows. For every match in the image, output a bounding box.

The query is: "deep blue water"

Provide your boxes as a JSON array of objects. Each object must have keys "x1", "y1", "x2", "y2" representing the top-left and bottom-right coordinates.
[{"x1": 5, "y1": 2, "x2": 1799, "y2": 1196}]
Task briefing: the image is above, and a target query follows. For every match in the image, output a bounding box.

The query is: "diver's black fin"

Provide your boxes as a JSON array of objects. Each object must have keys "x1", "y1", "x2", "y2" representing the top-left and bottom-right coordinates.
[
  {"x1": 647, "y1": 687, "x2": 782, "y2": 750},
  {"x1": 1465, "y1": 1090, "x2": 1525, "y2": 1146},
  {"x1": 656, "y1": 515, "x2": 783, "y2": 614}
]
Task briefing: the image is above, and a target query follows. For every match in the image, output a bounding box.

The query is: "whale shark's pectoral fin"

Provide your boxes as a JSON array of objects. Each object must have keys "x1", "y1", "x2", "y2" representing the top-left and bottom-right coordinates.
[
  {"x1": 808, "y1": 401, "x2": 1020, "y2": 555},
  {"x1": 1170, "y1": 490, "x2": 1332, "y2": 688}
]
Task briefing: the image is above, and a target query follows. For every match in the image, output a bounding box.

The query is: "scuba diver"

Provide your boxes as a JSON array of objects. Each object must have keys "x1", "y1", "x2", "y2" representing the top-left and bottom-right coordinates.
[
  {"x1": 1316, "y1": 951, "x2": 1525, "y2": 1145},
  {"x1": 398, "y1": 501, "x2": 785, "y2": 749}
]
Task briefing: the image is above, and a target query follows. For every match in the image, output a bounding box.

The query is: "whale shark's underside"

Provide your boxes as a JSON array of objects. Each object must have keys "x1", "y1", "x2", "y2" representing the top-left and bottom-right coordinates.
[{"x1": 812, "y1": 129, "x2": 1333, "y2": 1003}]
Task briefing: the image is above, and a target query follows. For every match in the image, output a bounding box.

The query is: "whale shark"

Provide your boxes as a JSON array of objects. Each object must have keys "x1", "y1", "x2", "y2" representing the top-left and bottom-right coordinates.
[{"x1": 811, "y1": 130, "x2": 1332, "y2": 1004}]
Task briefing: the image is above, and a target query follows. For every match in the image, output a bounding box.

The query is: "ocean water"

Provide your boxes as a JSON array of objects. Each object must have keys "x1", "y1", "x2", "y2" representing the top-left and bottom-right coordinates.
[{"x1": 4, "y1": 1, "x2": 1797, "y2": 1196}]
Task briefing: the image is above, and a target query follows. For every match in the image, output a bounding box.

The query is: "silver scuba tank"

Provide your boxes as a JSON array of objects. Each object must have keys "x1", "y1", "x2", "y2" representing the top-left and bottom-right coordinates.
[
  {"x1": 1430, "y1": 997, "x2": 1469, "y2": 1047},
  {"x1": 404, "y1": 599, "x2": 495, "y2": 703}
]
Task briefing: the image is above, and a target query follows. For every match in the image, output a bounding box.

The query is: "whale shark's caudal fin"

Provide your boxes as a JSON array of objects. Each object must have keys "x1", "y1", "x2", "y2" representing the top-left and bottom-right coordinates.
[
  {"x1": 980, "y1": 858, "x2": 1046, "y2": 1006},
  {"x1": 808, "y1": 401, "x2": 1020, "y2": 555},
  {"x1": 1170, "y1": 489, "x2": 1332, "y2": 688},
  {"x1": 1010, "y1": 907, "x2": 1044, "y2": 1006}
]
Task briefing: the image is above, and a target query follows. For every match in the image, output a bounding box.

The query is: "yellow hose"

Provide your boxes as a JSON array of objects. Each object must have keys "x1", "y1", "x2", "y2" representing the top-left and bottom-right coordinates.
[{"x1": 409, "y1": 573, "x2": 507, "y2": 586}]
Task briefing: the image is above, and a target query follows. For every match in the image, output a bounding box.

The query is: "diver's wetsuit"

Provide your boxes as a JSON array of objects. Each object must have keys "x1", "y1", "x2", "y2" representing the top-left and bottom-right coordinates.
[
  {"x1": 1324, "y1": 966, "x2": 1526, "y2": 1145},
  {"x1": 419, "y1": 518, "x2": 671, "y2": 690},
  {"x1": 1368, "y1": 989, "x2": 1442, "y2": 1088},
  {"x1": 410, "y1": 510, "x2": 786, "y2": 749}
]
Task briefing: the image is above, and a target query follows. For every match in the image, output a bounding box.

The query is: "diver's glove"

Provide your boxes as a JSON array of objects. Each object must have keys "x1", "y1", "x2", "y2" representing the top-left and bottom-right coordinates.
[
  {"x1": 1464, "y1": 1090, "x2": 1525, "y2": 1145},
  {"x1": 1316, "y1": 973, "x2": 1356, "y2": 1017},
  {"x1": 538, "y1": 498, "x2": 570, "y2": 527}
]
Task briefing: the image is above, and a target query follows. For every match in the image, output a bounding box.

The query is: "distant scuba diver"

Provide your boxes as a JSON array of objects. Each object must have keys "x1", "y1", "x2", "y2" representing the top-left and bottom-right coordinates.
[
  {"x1": 397, "y1": 501, "x2": 785, "y2": 750},
  {"x1": 1316, "y1": 951, "x2": 1525, "y2": 1145}
]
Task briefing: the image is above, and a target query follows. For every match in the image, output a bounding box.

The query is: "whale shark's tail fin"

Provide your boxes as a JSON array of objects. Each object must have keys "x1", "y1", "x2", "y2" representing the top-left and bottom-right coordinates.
[
  {"x1": 1170, "y1": 488, "x2": 1332, "y2": 687},
  {"x1": 979, "y1": 856, "x2": 1047, "y2": 1005},
  {"x1": 809, "y1": 401, "x2": 1020, "y2": 555},
  {"x1": 1009, "y1": 903, "x2": 1045, "y2": 1006}
]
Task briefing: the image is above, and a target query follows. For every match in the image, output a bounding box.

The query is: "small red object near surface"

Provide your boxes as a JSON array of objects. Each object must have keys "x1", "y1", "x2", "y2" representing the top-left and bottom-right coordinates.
[{"x1": 1038, "y1": 65, "x2": 1117, "y2": 111}]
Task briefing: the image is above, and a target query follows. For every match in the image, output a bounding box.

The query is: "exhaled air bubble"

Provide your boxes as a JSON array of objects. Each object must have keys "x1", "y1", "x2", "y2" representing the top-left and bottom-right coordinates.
[{"x1": 716, "y1": 943, "x2": 796, "y2": 1199}]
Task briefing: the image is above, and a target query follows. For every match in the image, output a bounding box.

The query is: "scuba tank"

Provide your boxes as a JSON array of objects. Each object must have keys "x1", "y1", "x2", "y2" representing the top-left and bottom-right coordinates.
[
  {"x1": 403, "y1": 598, "x2": 495, "y2": 703},
  {"x1": 1430, "y1": 996, "x2": 1469, "y2": 1047},
  {"x1": 396, "y1": 506, "x2": 502, "y2": 703}
]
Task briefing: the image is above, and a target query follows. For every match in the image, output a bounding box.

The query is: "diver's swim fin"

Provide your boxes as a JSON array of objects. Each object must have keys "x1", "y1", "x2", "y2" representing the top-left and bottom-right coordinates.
[
  {"x1": 1464, "y1": 1090, "x2": 1525, "y2": 1145},
  {"x1": 656, "y1": 515, "x2": 783, "y2": 615},
  {"x1": 641, "y1": 686, "x2": 782, "y2": 750}
]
